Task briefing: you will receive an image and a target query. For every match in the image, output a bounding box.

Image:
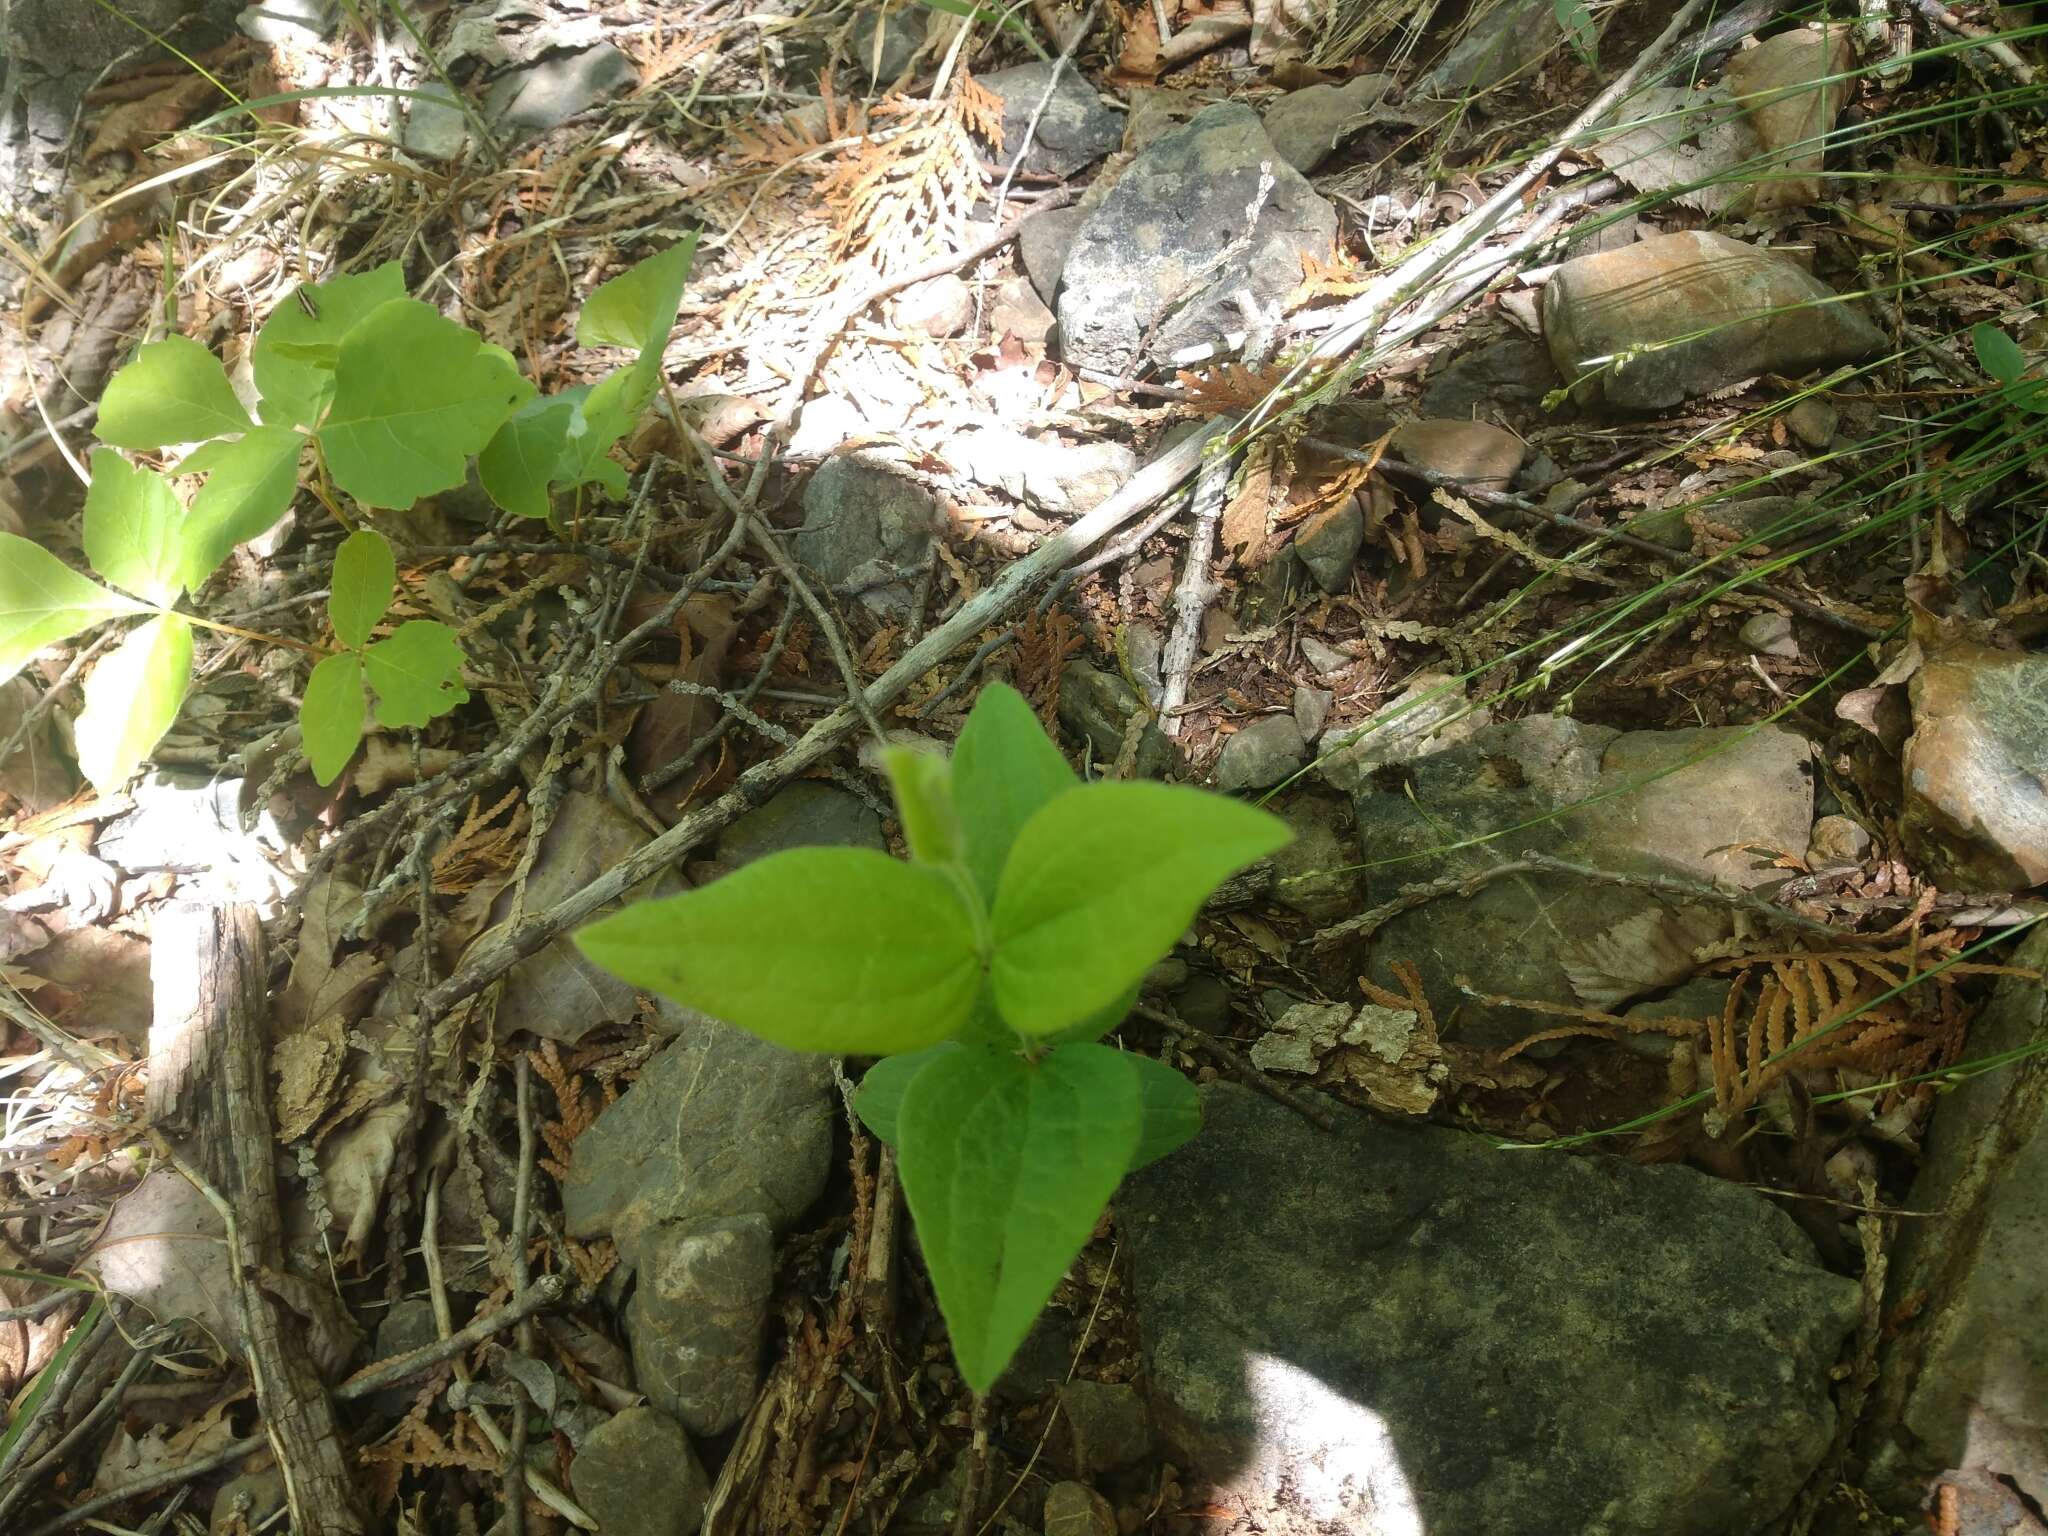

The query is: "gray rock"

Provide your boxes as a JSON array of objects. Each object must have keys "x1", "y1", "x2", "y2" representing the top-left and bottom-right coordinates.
[
  {"x1": 1172, "y1": 972, "x2": 1233, "y2": 1032},
  {"x1": 990, "y1": 274, "x2": 1055, "y2": 343},
  {"x1": 1237, "y1": 547, "x2": 1306, "y2": 627},
  {"x1": 1058, "y1": 104, "x2": 1338, "y2": 376},
  {"x1": 1213, "y1": 716, "x2": 1307, "y2": 793},
  {"x1": 1298, "y1": 635, "x2": 1356, "y2": 676},
  {"x1": 367, "y1": 1298, "x2": 441, "y2": 1415},
  {"x1": 570, "y1": 1407, "x2": 709, "y2": 1536},
  {"x1": 1787, "y1": 396, "x2": 1838, "y2": 448},
  {"x1": 1419, "y1": 336, "x2": 1558, "y2": 418},
  {"x1": 1867, "y1": 925, "x2": 2048, "y2": 1509},
  {"x1": 1349, "y1": 716, "x2": 1814, "y2": 1050},
  {"x1": 718, "y1": 782, "x2": 884, "y2": 868},
  {"x1": 238, "y1": 0, "x2": 333, "y2": 43},
  {"x1": 849, "y1": 5, "x2": 926, "y2": 87},
  {"x1": 561, "y1": 1023, "x2": 833, "y2": 1264},
  {"x1": 1622, "y1": 493, "x2": 1808, "y2": 552},
  {"x1": 1421, "y1": 0, "x2": 1559, "y2": 96},
  {"x1": 1543, "y1": 231, "x2": 1885, "y2": 409},
  {"x1": 1740, "y1": 611, "x2": 1799, "y2": 657},
  {"x1": 1020, "y1": 205, "x2": 1088, "y2": 307},
  {"x1": 1267, "y1": 796, "x2": 1362, "y2": 921},
  {"x1": 785, "y1": 394, "x2": 869, "y2": 459},
  {"x1": 982, "y1": 62, "x2": 1121, "y2": 178},
  {"x1": 1059, "y1": 1380, "x2": 1151, "y2": 1475},
  {"x1": 1291, "y1": 685, "x2": 1332, "y2": 742},
  {"x1": 627, "y1": 1216, "x2": 772, "y2": 1436},
  {"x1": 1043, "y1": 1481, "x2": 1117, "y2": 1536},
  {"x1": 794, "y1": 454, "x2": 941, "y2": 613},
  {"x1": 1900, "y1": 642, "x2": 2048, "y2": 888},
  {"x1": 991, "y1": 1308, "x2": 1081, "y2": 1403},
  {"x1": 1391, "y1": 418, "x2": 1528, "y2": 490},
  {"x1": 484, "y1": 44, "x2": 638, "y2": 133},
  {"x1": 1121, "y1": 1083, "x2": 1861, "y2": 1536},
  {"x1": 1292, "y1": 500, "x2": 1364, "y2": 594},
  {"x1": 209, "y1": 1466, "x2": 286, "y2": 1536},
  {"x1": 948, "y1": 428, "x2": 1136, "y2": 515},
  {"x1": 888, "y1": 274, "x2": 972, "y2": 337},
  {"x1": 1057, "y1": 662, "x2": 1179, "y2": 778},
  {"x1": 11, "y1": 0, "x2": 215, "y2": 72},
  {"x1": 1317, "y1": 672, "x2": 1490, "y2": 794},
  {"x1": 1260, "y1": 73, "x2": 1393, "y2": 172}
]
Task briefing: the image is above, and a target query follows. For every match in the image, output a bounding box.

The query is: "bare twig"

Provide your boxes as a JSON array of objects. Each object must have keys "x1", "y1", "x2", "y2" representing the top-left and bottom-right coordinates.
[{"x1": 1157, "y1": 427, "x2": 1236, "y2": 737}]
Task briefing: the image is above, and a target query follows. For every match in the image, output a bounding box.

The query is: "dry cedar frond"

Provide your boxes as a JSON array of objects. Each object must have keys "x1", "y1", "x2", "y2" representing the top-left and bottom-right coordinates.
[
  {"x1": 819, "y1": 74, "x2": 993, "y2": 275},
  {"x1": 629, "y1": 19, "x2": 723, "y2": 94},
  {"x1": 1702, "y1": 943, "x2": 2031, "y2": 1127},
  {"x1": 1286, "y1": 249, "x2": 1374, "y2": 308},
  {"x1": 531, "y1": 1040, "x2": 601, "y2": 1182},
  {"x1": 429, "y1": 789, "x2": 525, "y2": 895},
  {"x1": 1360, "y1": 959, "x2": 1434, "y2": 1025},
  {"x1": 1014, "y1": 609, "x2": 1083, "y2": 727}
]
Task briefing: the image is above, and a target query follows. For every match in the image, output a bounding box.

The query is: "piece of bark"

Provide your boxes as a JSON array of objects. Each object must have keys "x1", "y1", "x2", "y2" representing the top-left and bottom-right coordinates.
[{"x1": 148, "y1": 904, "x2": 369, "y2": 1536}]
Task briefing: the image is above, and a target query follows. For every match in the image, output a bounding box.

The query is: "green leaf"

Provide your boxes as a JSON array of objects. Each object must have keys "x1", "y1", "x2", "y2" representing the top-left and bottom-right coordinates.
[
  {"x1": 74, "y1": 614, "x2": 193, "y2": 795},
  {"x1": 1552, "y1": 0, "x2": 1596, "y2": 65},
  {"x1": 854, "y1": 1043, "x2": 959, "y2": 1147},
  {"x1": 478, "y1": 392, "x2": 581, "y2": 519},
  {"x1": 83, "y1": 449, "x2": 186, "y2": 606},
  {"x1": 885, "y1": 746, "x2": 962, "y2": 866},
  {"x1": 897, "y1": 1043, "x2": 1140, "y2": 1392},
  {"x1": 575, "y1": 848, "x2": 985, "y2": 1055},
  {"x1": 176, "y1": 426, "x2": 305, "y2": 590},
  {"x1": 253, "y1": 262, "x2": 407, "y2": 429},
  {"x1": 550, "y1": 369, "x2": 640, "y2": 498},
  {"x1": 576, "y1": 236, "x2": 698, "y2": 356},
  {"x1": 953, "y1": 682, "x2": 1077, "y2": 904},
  {"x1": 1974, "y1": 322, "x2": 2027, "y2": 385},
  {"x1": 363, "y1": 620, "x2": 468, "y2": 726},
  {"x1": 990, "y1": 783, "x2": 1291, "y2": 1036},
  {"x1": 301, "y1": 652, "x2": 366, "y2": 786},
  {"x1": 96, "y1": 335, "x2": 253, "y2": 450},
  {"x1": 318, "y1": 299, "x2": 535, "y2": 508},
  {"x1": 1126, "y1": 1053, "x2": 1200, "y2": 1172},
  {"x1": 0, "y1": 533, "x2": 148, "y2": 685},
  {"x1": 1038, "y1": 982, "x2": 1140, "y2": 1047},
  {"x1": 330, "y1": 529, "x2": 396, "y2": 649}
]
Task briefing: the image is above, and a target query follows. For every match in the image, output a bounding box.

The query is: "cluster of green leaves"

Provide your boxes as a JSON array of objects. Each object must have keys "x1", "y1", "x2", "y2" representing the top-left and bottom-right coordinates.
[
  {"x1": 1974, "y1": 322, "x2": 2045, "y2": 412},
  {"x1": 0, "y1": 237, "x2": 695, "y2": 795},
  {"x1": 576, "y1": 684, "x2": 1290, "y2": 1391}
]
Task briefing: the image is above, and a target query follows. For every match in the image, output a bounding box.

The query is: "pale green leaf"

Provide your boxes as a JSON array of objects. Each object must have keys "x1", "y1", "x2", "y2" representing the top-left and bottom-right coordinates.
[
  {"x1": 1974, "y1": 322, "x2": 2026, "y2": 385},
  {"x1": 1552, "y1": 0, "x2": 1596, "y2": 65},
  {"x1": 1038, "y1": 982, "x2": 1139, "y2": 1047},
  {"x1": 576, "y1": 236, "x2": 698, "y2": 355},
  {"x1": 96, "y1": 335, "x2": 253, "y2": 450},
  {"x1": 1126, "y1": 1053, "x2": 1200, "y2": 1171},
  {"x1": 83, "y1": 449, "x2": 186, "y2": 606},
  {"x1": 330, "y1": 529, "x2": 395, "y2": 649},
  {"x1": 301, "y1": 652, "x2": 366, "y2": 786},
  {"x1": 478, "y1": 392, "x2": 581, "y2": 520},
  {"x1": 884, "y1": 746, "x2": 961, "y2": 866},
  {"x1": 953, "y1": 681, "x2": 1077, "y2": 903},
  {"x1": 319, "y1": 299, "x2": 535, "y2": 508},
  {"x1": 990, "y1": 783, "x2": 1291, "y2": 1036},
  {"x1": 74, "y1": 614, "x2": 193, "y2": 796},
  {"x1": 363, "y1": 620, "x2": 468, "y2": 726},
  {"x1": 252, "y1": 262, "x2": 407, "y2": 429},
  {"x1": 897, "y1": 1043, "x2": 1140, "y2": 1391},
  {"x1": 854, "y1": 1042, "x2": 959, "y2": 1147},
  {"x1": 0, "y1": 533, "x2": 148, "y2": 685},
  {"x1": 176, "y1": 426, "x2": 305, "y2": 590},
  {"x1": 550, "y1": 368, "x2": 641, "y2": 498},
  {"x1": 574, "y1": 848, "x2": 984, "y2": 1055}
]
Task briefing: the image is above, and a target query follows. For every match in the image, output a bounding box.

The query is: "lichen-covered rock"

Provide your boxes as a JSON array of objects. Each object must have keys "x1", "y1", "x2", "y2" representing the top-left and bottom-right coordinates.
[
  {"x1": 980, "y1": 61, "x2": 1120, "y2": 177},
  {"x1": 626, "y1": 1216, "x2": 773, "y2": 1437},
  {"x1": 1057, "y1": 104, "x2": 1337, "y2": 376},
  {"x1": 1261, "y1": 73, "x2": 1392, "y2": 172},
  {"x1": 568, "y1": 1406, "x2": 709, "y2": 1536},
  {"x1": 1543, "y1": 231, "x2": 1884, "y2": 409},
  {"x1": 1213, "y1": 715, "x2": 1307, "y2": 793},
  {"x1": 1900, "y1": 641, "x2": 2048, "y2": 888},
  {"x1": 1121, "y1": 1083, "x2": 1861, "y2": 1535},
  {"x1": 794, "y1": 455, "x2": 941, "y2": 614}
]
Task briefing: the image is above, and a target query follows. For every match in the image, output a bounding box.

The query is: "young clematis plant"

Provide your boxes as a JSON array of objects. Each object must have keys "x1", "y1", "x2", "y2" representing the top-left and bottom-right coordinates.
[
  {"x1": 575, "y1": 683, "x2": 1291, "y2": 1391},
  {"x1": 0, "y1": 237, "x2": 696, "y2": 795}
]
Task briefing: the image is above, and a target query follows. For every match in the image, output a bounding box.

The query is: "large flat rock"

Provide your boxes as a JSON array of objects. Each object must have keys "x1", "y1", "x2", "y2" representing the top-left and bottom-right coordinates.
[{"x1": 1120, "y1": 1083, "x2": 1861, "y2": 1535}]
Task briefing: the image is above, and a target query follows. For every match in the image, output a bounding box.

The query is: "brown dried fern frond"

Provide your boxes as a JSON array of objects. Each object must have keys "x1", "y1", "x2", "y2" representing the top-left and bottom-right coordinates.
[
  {"x1": 1702, "y1": 942, "x2": 2027, "y2": 1128},
  {"x1": 819, "y1": 73, "x2": 992, "y2": 276}
]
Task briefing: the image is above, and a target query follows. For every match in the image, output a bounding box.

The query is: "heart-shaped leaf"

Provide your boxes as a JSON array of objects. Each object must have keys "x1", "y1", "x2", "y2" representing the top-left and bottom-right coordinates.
[
  {"x1": 952, "y1": 682, "x2": 1078, "y2": 903},
  {"x1": 577, "y1": 236, "x2": 698, "y2": 356},
  {"x1": 990, "y1": 783, "x2": 1290, "y2": 1036},
  {"x1": 97, "y1": 335, "x2": 253, "y2": 450},
  {"x1": 74, "y1": 614, "x2": 194, "y2": 795},
  {"x1": 253, "y1": 262, "x2": 407, "y2": 429},
  {"x1": 0, "y1": 533, "x2": 147, "y2": 685},
  {"x1": 896, "y1": 1043, "x2": 1141, "y2": 1391},
  {"x1": 319, "y1": 299, "x2": 534, "y2": 508},
  {"x1": 575, "y1": 847, "x2": 984, "y2": 1055},
  {"x1": 478, "y1": 392, "x2": 582, "y2": 520},
  {"x1": 83, "y1": 449, "x2": 186, "y2": 606},
  {"x1": 854, "y1": 1042, "x2": 960, "y2": 1146}
]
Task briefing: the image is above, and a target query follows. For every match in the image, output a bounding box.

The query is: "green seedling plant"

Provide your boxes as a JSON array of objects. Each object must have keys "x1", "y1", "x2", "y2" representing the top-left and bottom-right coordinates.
[
  {"x1": 0, "y1": 236, "x2": 697, "y2": 795},
  {"x1": 575, "y1": 683, "x2": 1291, "y2": 1392}
]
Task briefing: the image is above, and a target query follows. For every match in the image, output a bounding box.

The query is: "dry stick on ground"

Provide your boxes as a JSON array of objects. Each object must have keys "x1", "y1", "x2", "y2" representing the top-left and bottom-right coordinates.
[
  {"x1": 0, "y1": 1307, "x2": 118, "y2": 1487},
  {"x1": 1157, "y1": 426, "x2": 1237, "y2": 738},
  {"x1": 146, "y1": 903, "x2": 369, "y2": 1536},
  {"x1": 0, "y1": 1343, "x2": 153, "y2": 1526}
]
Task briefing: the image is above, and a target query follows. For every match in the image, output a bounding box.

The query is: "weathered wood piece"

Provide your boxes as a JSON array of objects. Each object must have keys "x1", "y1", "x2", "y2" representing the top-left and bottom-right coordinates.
[{"x1": 148, "y1": 903, "x2": 369, "y2": 1535}]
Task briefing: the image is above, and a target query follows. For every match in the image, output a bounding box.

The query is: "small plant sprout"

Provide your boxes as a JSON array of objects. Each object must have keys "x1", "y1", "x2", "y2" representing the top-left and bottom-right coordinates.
[
  {"x1": 0, "y1": 238, "x2": 696, "y2": 796},
  {"x1": 575, "y1": 682, "x2": 1292, "y2": 1392}
]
